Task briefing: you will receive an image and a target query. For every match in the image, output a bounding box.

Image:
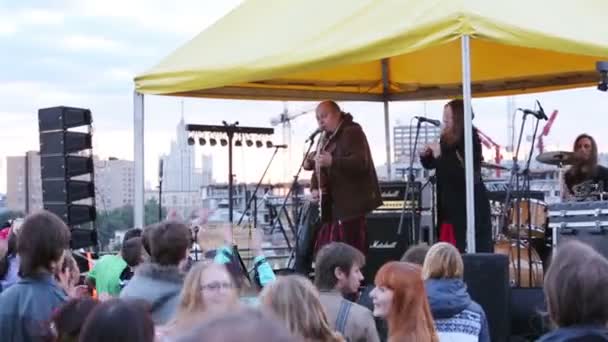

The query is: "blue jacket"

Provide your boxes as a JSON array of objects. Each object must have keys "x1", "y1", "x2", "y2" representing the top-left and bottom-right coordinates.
[
  {"x1": 0, "y1": 254, "x2": 21, "y2": 292},
  {"x1": 0, "y1": 273, "x2": 68, "y2": 342},
  {"x1": 425, "y1": 278, "x2": 490, "y2": 342},
  {"x1": 538, "y1": 325, "x2": 608, "y2": 342}
]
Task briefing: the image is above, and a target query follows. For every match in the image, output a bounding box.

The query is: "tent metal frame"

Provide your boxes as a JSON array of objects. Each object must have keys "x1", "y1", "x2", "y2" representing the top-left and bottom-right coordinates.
[{"x1": 134, "y1": 35, "x2": 480, "y2": 251}]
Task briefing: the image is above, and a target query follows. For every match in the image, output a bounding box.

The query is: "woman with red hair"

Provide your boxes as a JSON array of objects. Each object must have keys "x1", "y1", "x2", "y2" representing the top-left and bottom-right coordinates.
[{"x1": 369, "y1": 261, "x2": 438, "y2": 341}]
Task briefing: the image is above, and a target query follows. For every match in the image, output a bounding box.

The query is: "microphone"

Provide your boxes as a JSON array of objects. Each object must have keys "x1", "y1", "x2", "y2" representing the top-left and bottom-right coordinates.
[
  {"x1": 273, "y1": 144, "x2": 288, "y2": 149},
  {"x1": 518, "y1": 108, "x2": 547, "y2": 120},
  {"x1": 305, "y1": 128, "x2": 322, "y2": 142},
  {"x1": 518, "y1": 100, "x2": 547, "y2": 120},
  {"x1": 414, "y1": 116, "x2": 441, "y2": 127},
  {"x1": 535, "y1": 100, "x2": 548, "y2": 120}
]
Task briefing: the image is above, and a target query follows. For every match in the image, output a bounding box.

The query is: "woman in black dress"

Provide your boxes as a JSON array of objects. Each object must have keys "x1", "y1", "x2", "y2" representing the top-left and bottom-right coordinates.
[{"x1": 419, "y1": 99, "x2": 492, "y2": 253}]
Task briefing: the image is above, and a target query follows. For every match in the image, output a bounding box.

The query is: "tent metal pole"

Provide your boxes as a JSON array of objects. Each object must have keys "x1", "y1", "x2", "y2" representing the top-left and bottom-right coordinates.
[
  {"x1": 381, "y1": 59, "x2": 392, "y2": 180},
  {"x1": 134, "y1": 91, "x2": 145, "y2": 229},
  {"x1": 461, "y1": 35, "x2": 476, "y2": 253}
]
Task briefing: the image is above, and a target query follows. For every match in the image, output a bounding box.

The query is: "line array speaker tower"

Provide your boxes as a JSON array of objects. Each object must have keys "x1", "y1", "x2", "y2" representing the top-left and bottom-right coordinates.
[{"x1": 39, "y1": 106, "x2": 98, "y2": 249}]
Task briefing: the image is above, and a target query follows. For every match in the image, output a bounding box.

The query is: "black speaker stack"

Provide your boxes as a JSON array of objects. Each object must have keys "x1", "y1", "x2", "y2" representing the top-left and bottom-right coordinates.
[{"x1": 38, "y1": 106, "x2": 98, "y2": 249}]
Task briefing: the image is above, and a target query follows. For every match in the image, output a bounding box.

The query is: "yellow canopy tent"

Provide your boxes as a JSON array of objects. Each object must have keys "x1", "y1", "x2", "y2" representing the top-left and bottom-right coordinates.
[
  {"x1": 132, "y1": 0, "x2": 608, "y2": 251},
  {"x1": 135, "y1": 0, "x2": 607, "y2": 99}
]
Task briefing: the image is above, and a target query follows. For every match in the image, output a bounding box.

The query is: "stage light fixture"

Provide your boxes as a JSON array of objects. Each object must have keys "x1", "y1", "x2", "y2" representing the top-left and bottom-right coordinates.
[
  {"x1": 210, "y1": 138, "x2": 217, "y2": 146},
  {"x1": 235, "y1": 140, "x2": 242, "y2": 147},
  {"x1": 187, "y1": 137, "x2": 195, "y2": 146},
  {"x1": 199, "y1": 137, "x2": 206, "y2": 146},
  {"x1": 246, "y1": 139, "x2": 253, "y2": 147},
  {"x1": 256, "y1": 140, "x2": 263, "y2": 148},
  {"x1": 220, "y1": 138, "x2": 228, "y2": 146},
  {"x1": 266, "y1": 141, "x2": 273, "y2": 148}
]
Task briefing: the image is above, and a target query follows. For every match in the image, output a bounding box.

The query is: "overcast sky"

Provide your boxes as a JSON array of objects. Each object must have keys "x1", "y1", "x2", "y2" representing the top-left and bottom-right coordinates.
[{"x1": 1, "y1": 0, "x2": 607, "y2": 193}]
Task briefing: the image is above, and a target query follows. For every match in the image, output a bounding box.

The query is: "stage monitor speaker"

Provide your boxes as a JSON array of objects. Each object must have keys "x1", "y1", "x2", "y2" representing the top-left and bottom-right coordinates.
[
  {"x1": 363, "y1": 211, "x2": 417, "y2": 284},
  {"x1": 462, "y1": 253, "x2": 510, "y2": 342},
  {"x1": 510, "y1": 287, "x2": 548, "y2": 340}
]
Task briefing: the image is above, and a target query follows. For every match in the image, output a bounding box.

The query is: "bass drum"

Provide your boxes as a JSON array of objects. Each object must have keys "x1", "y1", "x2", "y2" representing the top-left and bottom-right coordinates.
[
  {"x1": 508, "y1": 199, "x2": 547, "y2": 239},
  {"x1": 494, "y1": 237, "x2": 544, "y2": 288}
]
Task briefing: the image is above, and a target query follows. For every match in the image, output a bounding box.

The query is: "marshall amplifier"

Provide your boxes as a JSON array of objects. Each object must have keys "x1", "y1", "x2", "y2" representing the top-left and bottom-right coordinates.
[
  {"x1": 548, "y1": 200, "x2": 608, "y2": 259},
  {"x1": 363, "y1": 210, "x2": 419, "y2": 284},
  {"x1": 377, "y1": 181, "x2": 421, "y2": 211}
]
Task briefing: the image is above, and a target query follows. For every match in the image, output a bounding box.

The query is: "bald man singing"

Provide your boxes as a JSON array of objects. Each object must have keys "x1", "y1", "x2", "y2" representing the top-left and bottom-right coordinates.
[{"x1": 303, "y1": 101, "x2": 382, "y2": 256}]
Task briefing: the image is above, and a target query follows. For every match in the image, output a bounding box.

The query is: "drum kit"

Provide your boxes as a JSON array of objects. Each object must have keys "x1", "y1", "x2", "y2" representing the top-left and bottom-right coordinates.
[{"x1": 487, "y1": 150, "x2": 582, "y2": 288}]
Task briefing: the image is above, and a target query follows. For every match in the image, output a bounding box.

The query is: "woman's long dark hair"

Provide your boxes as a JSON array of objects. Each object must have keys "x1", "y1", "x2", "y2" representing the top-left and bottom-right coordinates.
[
  {"x1": 441, "y1": 99, "x2": 465, "y2": 146},
  {"x1": 568, "y1": 134, "x2": 598, "y2": 178}
]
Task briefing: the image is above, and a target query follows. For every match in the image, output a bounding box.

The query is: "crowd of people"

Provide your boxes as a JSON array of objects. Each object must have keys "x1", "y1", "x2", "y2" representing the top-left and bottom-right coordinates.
[{"x1": 0, "y1": 210, "x2": 608, "y2": 341}]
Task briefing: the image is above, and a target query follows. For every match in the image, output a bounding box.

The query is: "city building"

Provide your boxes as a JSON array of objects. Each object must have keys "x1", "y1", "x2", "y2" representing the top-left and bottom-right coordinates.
[
  {"x1": 393, "y1": 124, "x2": 441, "y2": 164},
  {"x1": 160, "y1": 117, "x2": 207, "y2": 192},
  {"x1": 200, "y1": 154, "x2": 214, "y2": 186},
  {"x1": 6, "y1": 152, "x2": 135, "y2": 213},
  {"x1": 145, "y1": 189, "x2": 203, "y2": 220},
  {"x1": 95, "y1": 158, "x2": 135, "y2": 211},
  {"x1": 6, "y1": 151, "x2": 42, "y2": 213}
]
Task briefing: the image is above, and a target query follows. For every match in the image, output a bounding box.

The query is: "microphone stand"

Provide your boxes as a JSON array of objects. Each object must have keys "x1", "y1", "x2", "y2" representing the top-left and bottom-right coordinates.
[
  {"x1": 158, "y1": 175, "x2": 163, "y2": 222},
  {"x1": 500, "y1": 113, "x2": 529, "y2": 238},
  {"x1": 283, "y1": 137, "x2": 317, "y2": 271},
  {"x1": 419, "y1": 174, "x2": 437, "y2": 243},
  {"x1": 237, "y1": 145, "x2": 283, "y2": 226},
  {"x1": 521, "y1": 116, "x2": 541, "y2": 286},
  {"x1": 274, "y1": 137, "x2": 316, "y2": 252},
  {"x1": 397, "y1": 120, "x2": 423, "y2": 243},
  {"x1": 500, "y1": 108, "x2": 543, "y2": 286}
]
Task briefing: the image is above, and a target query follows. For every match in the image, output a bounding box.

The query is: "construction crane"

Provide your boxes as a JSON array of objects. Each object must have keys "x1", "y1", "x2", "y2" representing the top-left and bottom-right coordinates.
[
  {"x1": 536, "y1": 110, "x2": 559, "y2": 154},
  {"x1": 270, "y1": 102, "x2": 314, "y2": 180},
  {"x1": 477, "y1": 129, "x2": 504, "y2": 177}
]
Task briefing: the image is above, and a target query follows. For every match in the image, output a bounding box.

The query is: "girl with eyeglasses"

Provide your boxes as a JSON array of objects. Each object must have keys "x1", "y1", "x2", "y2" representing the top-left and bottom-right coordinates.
[{"x1": 157, "y1": 262, "x2": 239, "y2": 340}]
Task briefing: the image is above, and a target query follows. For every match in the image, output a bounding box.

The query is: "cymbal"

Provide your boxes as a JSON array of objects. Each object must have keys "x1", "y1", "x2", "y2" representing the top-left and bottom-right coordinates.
[
  {"x1": 536, "y1": 151, "x2": 575, "y2": 165},
  {"x1": 481, "y1": 162, "x2": 509, "y2": 171}
]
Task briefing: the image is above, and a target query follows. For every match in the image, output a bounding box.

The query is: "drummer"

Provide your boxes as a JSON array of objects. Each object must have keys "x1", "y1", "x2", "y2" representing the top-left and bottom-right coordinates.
[{"x1": 563, "y1": 134, "x2": 608, "y2": 198}]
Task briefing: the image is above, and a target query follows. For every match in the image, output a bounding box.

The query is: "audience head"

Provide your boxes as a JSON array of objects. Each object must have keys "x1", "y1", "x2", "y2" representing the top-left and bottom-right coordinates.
[
  {"x1": 544, "y1": 240, "x2": 608, "y2": 328},
  {"x1": 261, "y1": 275, "x2": 343, "y2": 342},
  {"x1": 422, "y1": 242, "x2": 463, "y2": 280},
  {"x1": 401, "y1": 243, "x2": 430, "y2": 265},
  {"x1": 123, "y1": 228, "x2": 142, "y2": 244},
  {"x1": 150, "y1": 221, "x2": 190, "y2": 266},
  {"x1": 78, "y1": 298, "x2": 154, "y2": 342},
  {"x1": 315, "y1": 242, "x2": 365, "y2": 294},
  {"x1": 0, "y1": 228, "x2": 18, "y2": 279},
  {"x1": 52, "y1": 297, "x2": 98, "y2": 342},
  {"x1": 371, "y1": 261, "x2": 437, "y2": 341},
  {"x1": 55, "y1": 250, "x2": 80, "y2": 290},
  {"x1": 121, "y1": 237, "x2": 143, "y2": 268},
  {"x1": 175, "y1": 307, "x2": 295, "y2": 342},
  {"x1": 141, "y1": 224, "x2": 156, "y2": 259},
  {"x1": 18, "y1": 210, "x2": 71, "y2": 277},
  {"x1": 175, "y1": 261, "x2": 238, "y2": 319}
]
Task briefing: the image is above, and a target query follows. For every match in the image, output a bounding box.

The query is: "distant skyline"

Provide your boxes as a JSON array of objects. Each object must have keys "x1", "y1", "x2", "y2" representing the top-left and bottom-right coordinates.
[{"x1": 1, "y1": 1, "x2": 607, "y2": 193}]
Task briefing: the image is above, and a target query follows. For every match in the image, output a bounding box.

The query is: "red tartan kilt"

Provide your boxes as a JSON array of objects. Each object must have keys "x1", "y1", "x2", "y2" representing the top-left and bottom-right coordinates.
[
  {"x1": 313, "y1": 216, "x2": 368, "y2": 256},
  {"x1": 439, "y1": 222, "x2": 458, "y2": 249}
]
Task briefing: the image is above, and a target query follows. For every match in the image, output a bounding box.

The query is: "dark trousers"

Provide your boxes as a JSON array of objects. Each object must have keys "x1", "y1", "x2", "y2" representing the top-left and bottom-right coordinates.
[{"x1": 314, "y1": 216, "x2": 368, "y2": 256}]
